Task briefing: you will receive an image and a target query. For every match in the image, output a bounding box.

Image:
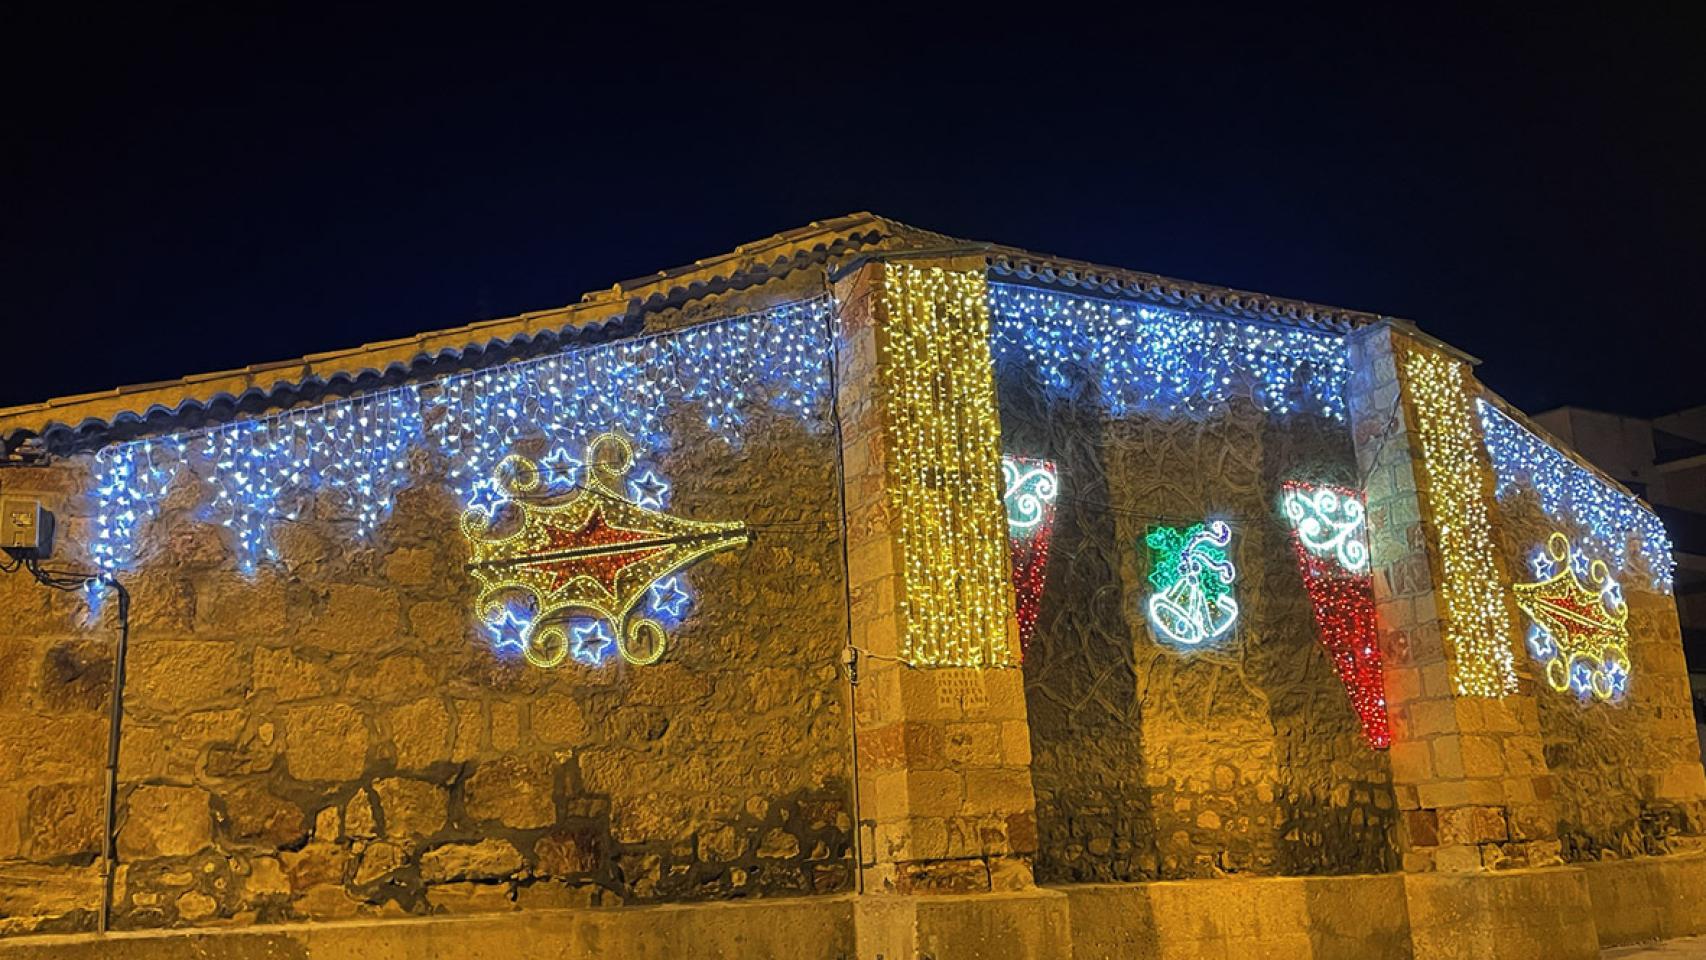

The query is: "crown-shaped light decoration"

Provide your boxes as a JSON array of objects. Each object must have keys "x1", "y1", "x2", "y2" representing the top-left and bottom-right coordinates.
[
  {"x1": 461, "y1": 432, "x2": 749, "y2": 669},
  {"x1": 1513, "y1": 532, "x2": 1630, "y2": 702}
]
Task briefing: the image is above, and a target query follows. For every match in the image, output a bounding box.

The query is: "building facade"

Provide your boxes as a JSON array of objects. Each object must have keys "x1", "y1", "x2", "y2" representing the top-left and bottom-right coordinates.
[{"x1": 0, "y1": 214, "x2": 1701, "y2": 959}]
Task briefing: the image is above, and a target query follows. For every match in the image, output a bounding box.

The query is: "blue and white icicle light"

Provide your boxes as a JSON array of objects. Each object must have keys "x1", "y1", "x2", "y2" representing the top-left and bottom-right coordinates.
[
  {"x1": 988, "y1": 284, "x2": 1350, "y2": 420},
  {"x1": 87, "y1": 299, "x2": 833, "y2": 589},
  {"x1": 1477, "y1": 398, "x2": 1674, "y2": 592}
]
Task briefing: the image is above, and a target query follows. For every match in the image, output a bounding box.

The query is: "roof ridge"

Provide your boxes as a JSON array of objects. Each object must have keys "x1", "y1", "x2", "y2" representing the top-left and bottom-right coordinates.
[{"x1": 1, "y1": 213, "x2": 1412, "y2": 455}]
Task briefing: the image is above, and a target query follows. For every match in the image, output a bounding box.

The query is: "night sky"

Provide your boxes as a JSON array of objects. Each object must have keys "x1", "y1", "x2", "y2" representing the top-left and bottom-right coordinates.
[{"x1": 5, "y1": 6, "x2": 1703, "y2": 416}]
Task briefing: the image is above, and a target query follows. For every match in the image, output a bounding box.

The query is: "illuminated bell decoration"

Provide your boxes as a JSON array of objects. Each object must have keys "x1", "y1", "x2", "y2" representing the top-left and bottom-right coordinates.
[
  {"x1": 1280, "y1": 482, "x2": 1391, "y2": 748},
  {"x1": 1513, "y1": 533, "x2": 1631, "y2": 702},
  {"x1": 461, "y1": 432, "x2": 749, "y2": 668},
  {"x1": 1144, "y1": 521, "x2": 1239, "y2": 646},
  {"x1": 1001, "y1": 455, "x2": 1058, "y2": 658}
]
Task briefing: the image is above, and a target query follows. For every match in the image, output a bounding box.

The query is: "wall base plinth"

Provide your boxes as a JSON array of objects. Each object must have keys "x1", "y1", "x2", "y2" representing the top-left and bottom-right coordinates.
[{"x1": 2, "y1": 857, "x2": 1704, "y2": 958}]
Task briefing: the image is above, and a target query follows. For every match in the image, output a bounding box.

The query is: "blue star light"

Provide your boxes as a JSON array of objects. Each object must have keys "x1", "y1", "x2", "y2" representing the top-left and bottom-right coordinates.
[
  {"x1": 466, "y1": 478, "x2": 507, "y2": 517},
  {"x1": 648, "y1": 576, "x2": 692, "y2": 620},
  {"x1": 570, "y1": 620, "x2": 615, "y2": 666},
  {"x1": 540, "y1": 447, "x2": 582, "y2": 490},
  {"x1": 486, "y1": 607, "x2": 531, "y2": 653},
  {"x1": 627, "y1": 469, "x2": 669, "y2": 509}
]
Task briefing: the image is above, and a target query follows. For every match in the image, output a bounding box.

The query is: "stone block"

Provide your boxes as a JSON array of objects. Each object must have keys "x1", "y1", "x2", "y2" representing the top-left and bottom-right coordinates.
[
  {"x1": 120, "y1": 784, "x2": 212, "y2": 858},
  {"x1": 530, "y1": 693, "x2": 588, "y2": 745},
  {"x1": 284, "y1": 702, "x2": 370, "y2": 781},
  {"x1": 536, "y1": 826, "x2": 604, "y2": 876},
  {"x1": 372, "y1": 776, "x2": 447, "y2": 838},
  {"x1": 425, "y1": 880, "x2": 515, "y2": 914},
  {"x1": 346, "y1": 655, "x2": 433, "y2": 702},
  {"x1": 219, "y1": 782, "x2": 308, "y2": 848},
  {"x1": 387, "y1": 697, "x2": 452, "y2": 771},
  {"x1": 129, "y1": 639, "x2": 246, "y2": 714},
  {"x1": 251, "y1": 646, "x2": 338, "y2": 701},
  {"x1": 419, "y1": 839, "x2": 524, "y2": 882},
  {"x1": 26, "y1": 782, "x2": 102, "y2": 859},
  {"x1": 464, "y1": 754, "x2": 557, "y2": 829}
]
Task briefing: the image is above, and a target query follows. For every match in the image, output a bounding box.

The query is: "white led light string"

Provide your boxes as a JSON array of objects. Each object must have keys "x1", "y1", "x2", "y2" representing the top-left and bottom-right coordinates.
[{"x1": 88, "y1": 299, "x2": 833, "y2": 596}]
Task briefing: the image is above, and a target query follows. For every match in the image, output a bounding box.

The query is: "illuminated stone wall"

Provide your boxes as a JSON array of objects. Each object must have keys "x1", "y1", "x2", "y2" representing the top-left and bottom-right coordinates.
[
  {"x1": 996, "y1": 315, "x2": 1399, "y2": 884},
  {"x1": 1479, "y1": 401, "x2": 1706, "y2": 861},
  {"x1": 0, "y1": 310, "x2": 854, "y2": 933}
]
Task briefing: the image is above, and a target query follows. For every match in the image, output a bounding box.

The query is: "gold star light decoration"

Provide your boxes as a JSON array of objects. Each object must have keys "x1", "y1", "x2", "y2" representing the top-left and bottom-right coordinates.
[
  {"x1": 460, "y1": 432, "x2": 749, "y2": 669},
  {"x1": 1513, "y1": 532, "x2": 1631, "y2": 702}
]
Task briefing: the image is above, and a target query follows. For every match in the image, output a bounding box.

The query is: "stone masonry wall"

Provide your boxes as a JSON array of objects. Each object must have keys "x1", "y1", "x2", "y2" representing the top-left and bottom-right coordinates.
[
  {"x1": 0, "y1": 350, "x2": 853, "y2": 934},
  {"x1": 998, "y1": 361, "x2": 1399, "y2": 884},
  {"x1": 1480, "y1": 401, "x2": 1706, "y2": 862}
]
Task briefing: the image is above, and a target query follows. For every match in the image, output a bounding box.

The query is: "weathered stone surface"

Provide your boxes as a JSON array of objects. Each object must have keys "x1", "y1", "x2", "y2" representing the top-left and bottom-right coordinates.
[
  {"x1": 372, "y1": 777, "x2": 446, "y2": 838},
  {"x1": 425, "y1": 880, "x2": 514, "y2": 914},
  {"x1": 758, "y1": 829, "x2": 801, "y2": 859},
  {"x1": 344, "y1": 789, "x2": 377, "y2": 839},
  {"x1": 535, "y1": 827, "x2": 602, "y2": 877},
  {"x1": 419, "y1": 839, "x2": 523, "y2": 882},
  {"x1": 38, "y1": 640, "x2": 112, "y2": 713},
  {"x1": 304, "y1": 584, "x2": 402, "y2": 653},
  {"x1": 120, "y1": 785, "x2": 212, "y2": 858},
  {"x1": 284, "y1": 702, "x2": 370, "y2": 781},
  {"x1": 387, "y1": 698, "x2": 451, "y2": 771},
  {"x1": 464, "y1": 755, "x2": 556, "y2": 829},
  {"x1": 347, "y1": 655, "x2": 433, "y2": 702},
  {"x1": 220, "y1": 783, "x2": 307, "y2": 848},
  {"x1": 530, "y1": 693, "x2": 587, "y2": 745},
  {"x1": 251, "y1": 647, "x2": 338, "y2": 701},
  {"x1": 353, "y1": 841, "x2": 406, "y2": 885},
  {"x1": 244, "y1": 856, "x2": 290, "y2": 898},
  {"x1": 129, "y1": 640, "x2": 246, "y2": 714},
  {"x1": 280, "y1": 842, "x2": 350, "y2": 891},
  {"x1": 26, "y1": 782, "x2": 102, "y2": 859},
  {"x1": 175, "y1": 889, "x2": 218, "y2": 920}
]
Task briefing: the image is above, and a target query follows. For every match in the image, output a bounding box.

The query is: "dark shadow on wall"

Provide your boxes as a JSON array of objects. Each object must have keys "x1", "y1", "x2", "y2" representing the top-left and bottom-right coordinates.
[
  {"x1": 997, "y1": 364, "x2": 1162, "y2": 884},
  {"x1": 1250, "y1": 414, "x2": 1400, "y2": 877}
]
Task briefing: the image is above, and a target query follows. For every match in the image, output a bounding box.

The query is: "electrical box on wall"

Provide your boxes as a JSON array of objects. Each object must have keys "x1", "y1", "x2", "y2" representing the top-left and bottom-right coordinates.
[{"x1": 1, "y1": 496, "x2": 53, "y2": 558}]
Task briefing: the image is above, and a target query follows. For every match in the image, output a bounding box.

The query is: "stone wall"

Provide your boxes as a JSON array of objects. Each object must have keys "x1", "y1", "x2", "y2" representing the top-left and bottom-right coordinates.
[
  {"x1": 0, "y1": 358, "x2": 853, "y2": 934},
  {"x1": 998, "y1": 363, "x2": 1399, "y2": 884},
  {"x1": 1480, "y1": 399, "x2": 1706, "y2": 862}
]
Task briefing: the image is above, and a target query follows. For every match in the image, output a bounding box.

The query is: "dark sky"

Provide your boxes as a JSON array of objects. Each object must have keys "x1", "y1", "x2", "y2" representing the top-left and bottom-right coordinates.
[{"x1": 4, "y1": 5, "x2": 1704, "y2": 416}]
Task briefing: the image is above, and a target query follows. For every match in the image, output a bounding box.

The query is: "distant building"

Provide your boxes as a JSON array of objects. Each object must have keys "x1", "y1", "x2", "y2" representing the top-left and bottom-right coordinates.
[{"x1": 1533, "y1": 405, "x2": 1706, "y2": 760}]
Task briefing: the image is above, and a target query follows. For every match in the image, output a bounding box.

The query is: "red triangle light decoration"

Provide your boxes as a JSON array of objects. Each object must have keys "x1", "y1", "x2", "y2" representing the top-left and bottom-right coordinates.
[{"x1": 1281, "y1": 481, "x2": 1391, "y2": 749}]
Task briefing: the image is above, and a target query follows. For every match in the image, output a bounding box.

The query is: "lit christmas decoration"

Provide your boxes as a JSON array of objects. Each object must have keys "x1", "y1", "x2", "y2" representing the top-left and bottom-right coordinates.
[
  {"x1": 1144, "y1": 521, "x2": 1239, "y2": 646},
  {"x1": 1477, "y1": 399, "x2": 1673, "y2": 592},
  {"x1": 462, "y1": 432, "x2": 749, "y2": 669},
  {"x1": 1513, "y1": 532, "x2": 1631, "y2": 702},
  {"x1": 880, "y1": 265, "x2": 1016, "y2": 668},
  {"x1": 1001, "y1": 455, "x2": 1058, "y2": 658},
  {"x1": 1280, "y1": 482, "x2": 1391, "y2": 748},
  {"x1": 1403, "y1": 348, "x2": 1519, "y2": 698},
  {"x1": 1281, "y1": 483, "x2": 1370, "y2": 575},
  {"x1": 988, "y1": 284, "x2": 1349, "y2": 420},
  {"x1": 86, "y1": 300, "x2": 830, "y2": 599}
]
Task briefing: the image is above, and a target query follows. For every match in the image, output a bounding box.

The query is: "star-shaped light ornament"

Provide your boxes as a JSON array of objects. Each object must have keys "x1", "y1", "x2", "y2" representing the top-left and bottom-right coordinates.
[
  {"x1": 460, "y1": 432, "x2": 748, "y2": 669},
  {"x1": 570, "y1": 620, "x2": 615, "y2": 666},
  {"x1": 539, "y1": 447, "x2": 582, "y2": 491},
  {"x1": 466, "y1": 478, "x2": 507, "y2": 517},
  {"x1": 627, "y1": 469, "x2": 670, "y2": 509},
  {"x1": 1512, "y1": 532, "x2": 1631, "y2": 702},
  {"x1": 486, "y1": 606, "x2": 532, "y2": 654},
  {"x1": 648, "y1": 576, "x2": 692, "y2": 620}
]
